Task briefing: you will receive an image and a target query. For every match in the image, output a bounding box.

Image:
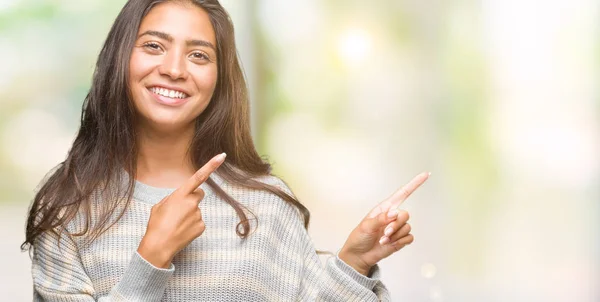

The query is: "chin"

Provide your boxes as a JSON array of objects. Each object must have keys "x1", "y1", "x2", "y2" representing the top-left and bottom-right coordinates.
[
  {"x1": 135, "y1": 105, "x2": 191, "y2": 132},
  {"x1": 148, "y1": 116, "x2": 196, "y2": 132}
]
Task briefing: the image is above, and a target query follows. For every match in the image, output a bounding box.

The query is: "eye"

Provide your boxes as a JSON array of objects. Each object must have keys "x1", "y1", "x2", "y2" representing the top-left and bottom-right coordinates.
[
  {"x1": 142, "y1": 42, "x2": 163, "y2": 52},
  {"x1": 189, "y1": 51, "x2": 210, "y2": 61}
]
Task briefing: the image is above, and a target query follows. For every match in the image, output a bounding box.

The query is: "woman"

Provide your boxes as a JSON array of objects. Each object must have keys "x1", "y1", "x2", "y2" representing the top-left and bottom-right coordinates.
[{"x1": 22, "y1": 0, "x2": 429, "y2": 301}]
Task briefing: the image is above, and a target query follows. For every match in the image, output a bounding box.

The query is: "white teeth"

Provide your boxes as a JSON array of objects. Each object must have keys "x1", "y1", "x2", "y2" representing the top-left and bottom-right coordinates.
[{"x1": 150, "y1": 87, "x2": 187, "y2": 99}]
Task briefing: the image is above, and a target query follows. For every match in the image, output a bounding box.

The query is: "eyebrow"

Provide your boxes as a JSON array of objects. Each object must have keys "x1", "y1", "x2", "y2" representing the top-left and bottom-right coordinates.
[{"x1": 138, "y1": 30, "x2": 216, "y2": 51}]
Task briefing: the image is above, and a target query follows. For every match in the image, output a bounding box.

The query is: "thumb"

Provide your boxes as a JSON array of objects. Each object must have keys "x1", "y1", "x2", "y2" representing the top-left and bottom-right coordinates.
[{"x1": 363, "y1": 209, "x2": 396, "y2": 233}]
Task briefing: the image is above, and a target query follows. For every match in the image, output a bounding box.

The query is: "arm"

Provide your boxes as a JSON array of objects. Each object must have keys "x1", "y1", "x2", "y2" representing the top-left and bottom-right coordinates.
[
  {"x1": 266, "y1": 173, "x2": 430, "y2": 301},
  {"x1": 265, "y1": 176, "x2": 390, "y2": 301},
  {"x1": 299, "y1": 171, "x2": 430, "y2": 301},
  {"x1": 32, "y1": 228, "x2": 173, "y2": 301},
  {"x1": 297, "y1": 234, "x2": 391, "y2": 302}
]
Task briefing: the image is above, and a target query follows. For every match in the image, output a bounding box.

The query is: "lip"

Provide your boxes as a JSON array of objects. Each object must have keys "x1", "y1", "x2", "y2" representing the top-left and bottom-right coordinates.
[{"x1": 146, "y1": 86, "x2": 191, "y2": 107}]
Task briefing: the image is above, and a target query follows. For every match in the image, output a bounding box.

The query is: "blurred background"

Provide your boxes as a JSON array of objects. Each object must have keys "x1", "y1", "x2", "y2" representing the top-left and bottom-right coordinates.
[{"x1": 1, "y1": 0, "x2": 598, "y2": 301}]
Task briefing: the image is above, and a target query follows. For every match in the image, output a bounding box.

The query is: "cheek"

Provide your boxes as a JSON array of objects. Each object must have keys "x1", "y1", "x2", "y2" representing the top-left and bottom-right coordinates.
[
  {"x1": 129, "y1": 52, "x2": 158, "y2": 111},
  {"x1": 186, "y1": 67, "x2": 218, "y2": 119},
  {"x1": 192, "y1": 66, "x2": 219, "y2": 93},
  {"x1": 129, "y1": 51, "x2": 157, "y2": 86}
]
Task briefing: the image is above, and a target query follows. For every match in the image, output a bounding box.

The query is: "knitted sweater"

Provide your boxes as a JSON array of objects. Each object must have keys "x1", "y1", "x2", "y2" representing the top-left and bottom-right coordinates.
[{"x1": 31, "y1": 172, "x2": 391, "y2": 301}]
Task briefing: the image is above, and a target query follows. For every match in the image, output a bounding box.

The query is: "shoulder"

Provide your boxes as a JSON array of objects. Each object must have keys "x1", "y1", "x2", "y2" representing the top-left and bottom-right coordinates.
[
  {"x1": 212, "y1": 171, "x2": 307, "y2": 227},
  {"x1": 253, "y1": 174, "x2": 295, "y2": 197},
  {"x1": 241, "y1": 174, "x2": 305, "y2": 224},
  {"x1": 218, "y1": 171, "x2": 296, "y2": 200},
  {"x1": 250, "y1": 175, "x2": 311, "y2": 243}
]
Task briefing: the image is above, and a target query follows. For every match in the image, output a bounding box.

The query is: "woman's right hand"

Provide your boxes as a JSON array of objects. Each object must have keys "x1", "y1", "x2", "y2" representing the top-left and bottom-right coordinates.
[{"x1": 137, "y1": 153, "x2": 227, "y2": 268}]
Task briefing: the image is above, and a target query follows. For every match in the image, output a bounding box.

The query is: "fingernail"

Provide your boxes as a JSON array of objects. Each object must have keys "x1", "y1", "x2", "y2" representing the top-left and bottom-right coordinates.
[
  {"x1": 428, "y1": 172, "x2": 431, "y2": 176},
  {"x1": 379, "y1": 237, "x2": 389, "y2": 245},
  {"x1": 387, "y1": 208, "x2": 399, "y2": 218},
  {"x1": 384, "y1": 226, "x2": 393, "y2": 236},
  {"x1": 216, "y1": 153, "x2": 227, "y2": 163}
]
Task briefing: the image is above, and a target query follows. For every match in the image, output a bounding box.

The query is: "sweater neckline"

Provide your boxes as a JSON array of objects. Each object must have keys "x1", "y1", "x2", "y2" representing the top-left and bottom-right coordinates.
[{"x1": 122, "y1": 170, "x2": 224, "y2": 205}]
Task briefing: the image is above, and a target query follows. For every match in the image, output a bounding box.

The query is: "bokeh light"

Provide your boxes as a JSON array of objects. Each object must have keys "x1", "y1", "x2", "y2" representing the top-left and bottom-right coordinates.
[{"x1": 337, "y1": 28, "x2": 372, "y2": 66}]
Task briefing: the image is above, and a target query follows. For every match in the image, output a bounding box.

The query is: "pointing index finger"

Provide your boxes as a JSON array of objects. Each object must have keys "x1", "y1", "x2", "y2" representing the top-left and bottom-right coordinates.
[
  {"x1": 178, "y1": 153, "x2": 226, "y2": 195},
  {"x1": 389, "y1": 171, "x2": 430, "y2": 209}
]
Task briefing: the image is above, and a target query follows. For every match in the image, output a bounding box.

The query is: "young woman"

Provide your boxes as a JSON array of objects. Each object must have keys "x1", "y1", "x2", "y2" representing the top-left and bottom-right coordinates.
[{"x1": 22, "y1": 0, "x2": 429, "y2": 301}]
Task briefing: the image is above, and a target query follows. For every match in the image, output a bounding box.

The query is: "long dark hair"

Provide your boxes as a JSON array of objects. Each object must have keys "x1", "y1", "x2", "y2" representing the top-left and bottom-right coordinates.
[{"x1": 22, "y1": 0, "x2": 310, "y2": 251}]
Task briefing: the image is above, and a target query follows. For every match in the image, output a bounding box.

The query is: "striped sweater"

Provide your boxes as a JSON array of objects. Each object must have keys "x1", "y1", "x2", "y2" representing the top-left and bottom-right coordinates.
[{"x1": 31, "y1": 172, "x2": 391, "y2": 301}]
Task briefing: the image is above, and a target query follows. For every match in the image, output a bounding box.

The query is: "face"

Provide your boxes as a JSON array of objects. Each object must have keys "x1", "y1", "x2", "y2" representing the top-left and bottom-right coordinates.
[{"x1": 129, "y1": 1, "x2": 218, "y2": 132}]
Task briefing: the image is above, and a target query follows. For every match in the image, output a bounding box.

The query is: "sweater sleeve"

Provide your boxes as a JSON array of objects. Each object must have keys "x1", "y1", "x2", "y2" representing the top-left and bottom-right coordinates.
[
  {"x1": 32, "y1": 229, "x2": 174, "y2": 301},
  {"x1": 265, "y1": 176, "x2": 391, "y2": 301},
  {"x1": 297, "y1": 231, "x2": 391, "y2": 302}
]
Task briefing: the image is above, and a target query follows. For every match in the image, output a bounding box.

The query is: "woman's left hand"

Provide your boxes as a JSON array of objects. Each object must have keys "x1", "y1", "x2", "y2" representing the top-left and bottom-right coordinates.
[{"x1": 338, "y1": 172, "x2": 430, "y2": 276}]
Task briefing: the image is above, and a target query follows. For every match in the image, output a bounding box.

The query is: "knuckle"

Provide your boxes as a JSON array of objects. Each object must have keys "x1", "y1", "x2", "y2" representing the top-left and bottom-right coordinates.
[
  {"x1": 196, "y1": 188, "x2": 205, "y2": 199},
  {"x1": 359, "y1": 221, "x2": 375, "y2": 235},
  {"x1": 185, "y1": 198, "x2": 198, "y2": 208},
  {"x1": 193, "y1": 171, "x2": 207, "y2": 184},
  {"x1": 398, "y1": 210, "x2": 409, "y2": 221},
  {"x1": 193, "y1": 222, "x2": 206, "y2": 237},
  {"x1": 189, "y1": 194, "x2": 203, "y2": 206}
]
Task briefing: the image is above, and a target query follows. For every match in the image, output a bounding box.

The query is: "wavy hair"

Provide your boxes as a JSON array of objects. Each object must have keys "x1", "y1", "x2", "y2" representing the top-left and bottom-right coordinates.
[{"x1": 22, "y1": 0, "x2": 309, "y2": 251}]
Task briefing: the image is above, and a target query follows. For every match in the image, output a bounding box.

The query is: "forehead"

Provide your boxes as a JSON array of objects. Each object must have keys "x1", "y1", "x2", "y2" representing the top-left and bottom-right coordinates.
[{"x1": 138, "y1": 2, "x2": 216, "y2": 46}]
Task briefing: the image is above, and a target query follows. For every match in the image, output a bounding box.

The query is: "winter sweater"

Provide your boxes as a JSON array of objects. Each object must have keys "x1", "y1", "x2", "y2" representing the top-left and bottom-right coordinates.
[{"x1": 31, "y1": 172, "x2": 391, "y2": 301}]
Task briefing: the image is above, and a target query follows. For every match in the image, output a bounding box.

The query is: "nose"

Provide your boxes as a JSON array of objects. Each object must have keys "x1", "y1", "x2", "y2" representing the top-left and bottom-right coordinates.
[{"x1": 158, "y1": 49, "x2": 188, "y2": 80}]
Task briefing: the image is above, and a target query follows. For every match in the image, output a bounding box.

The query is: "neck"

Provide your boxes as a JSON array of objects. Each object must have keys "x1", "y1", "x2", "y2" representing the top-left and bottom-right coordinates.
[{"x1": 135, "y1": 122, "x2": 197, "y2": 188}]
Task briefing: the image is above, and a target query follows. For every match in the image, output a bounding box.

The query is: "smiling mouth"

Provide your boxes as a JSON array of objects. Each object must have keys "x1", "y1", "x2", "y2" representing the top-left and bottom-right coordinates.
[{"x1": 148, "y1": 86, "x2": 190, "y2": 99}]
